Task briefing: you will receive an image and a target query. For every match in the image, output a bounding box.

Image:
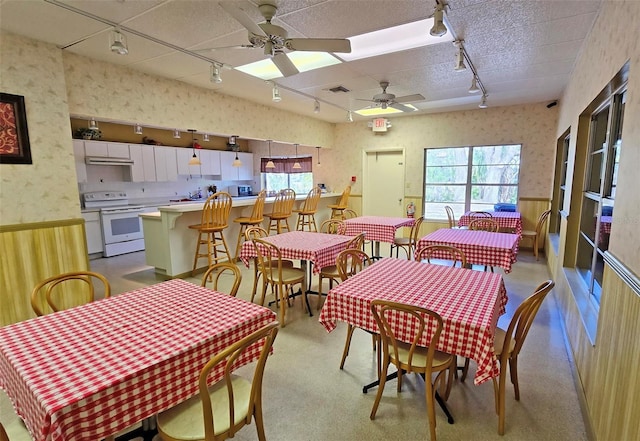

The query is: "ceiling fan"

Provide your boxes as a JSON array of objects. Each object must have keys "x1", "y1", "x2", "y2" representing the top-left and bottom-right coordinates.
[
  {"x1": 214, "y1": 1, "x2": 351, "y2": 77},
  {"x1": 358, "y1": 81, "x2": 425, "y2": 112}
]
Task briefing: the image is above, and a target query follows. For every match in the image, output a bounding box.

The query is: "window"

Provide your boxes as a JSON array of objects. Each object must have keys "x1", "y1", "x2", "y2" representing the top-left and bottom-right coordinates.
[
  {"x1": 576, "y1": 88, "x2": 625, "y2": 305},
  {"x1": 551, "y1": 132, "x2": 570, "y2": 234},
  {"x1": 261, "y1": 156, "x2": 313, "y2": 195},
  {"x1": 423, "y1": 145, "x2": 521, "y2": 219}
]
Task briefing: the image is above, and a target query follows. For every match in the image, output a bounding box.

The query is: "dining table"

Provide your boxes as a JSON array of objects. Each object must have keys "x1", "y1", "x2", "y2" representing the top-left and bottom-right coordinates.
[
  {"x1": 416, "y1": 228, "x2": 520, "y2": 273},
  {"x1": 457, "y1": 210, "x2": 523, "y2": 236},
  {"x1": 319, "y1": 258, "x2": 508, "y2": 387},
  {"x1": 0, "y1": 279, "x2": 277, "y2": 441},
  {"x1": 342, "y1": 216, "x2": 415, "y2": 258}
]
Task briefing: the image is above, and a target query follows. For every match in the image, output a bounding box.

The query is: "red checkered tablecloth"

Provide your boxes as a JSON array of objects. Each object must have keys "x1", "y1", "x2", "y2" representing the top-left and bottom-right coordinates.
[
  {"x1": 239, "y1": 231, "x2": 353, "y2": 273},
  {"x1": 458, "y1": 211, "x2": 523, "y2": 236},
  {"x1": 343, "y1": 216, "x2": 415, "y2": 244},
  {"x1": 416, "y1": 228, "x2": 519, "y2": 273},
  {"x1": 0, "y1": 279, "x2": 277, "y2": 441},
  {"x1": 319, "y1": 258, "x2": 507, "y2": 385}
]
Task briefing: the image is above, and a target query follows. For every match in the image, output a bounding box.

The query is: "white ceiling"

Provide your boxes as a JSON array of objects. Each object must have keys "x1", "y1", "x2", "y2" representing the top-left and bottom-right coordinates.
[{"x1": 0, "y1": 0, "x2": 602, "y2": 123}]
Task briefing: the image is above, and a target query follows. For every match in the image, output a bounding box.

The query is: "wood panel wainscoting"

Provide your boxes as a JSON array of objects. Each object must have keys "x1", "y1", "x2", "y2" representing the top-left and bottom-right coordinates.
[
  {"x1": 0, "y1": 218, "x2": 90, "y2": 326},
  {"x1": 518, "y1": 197, "x2": 551, "y2": 252}
]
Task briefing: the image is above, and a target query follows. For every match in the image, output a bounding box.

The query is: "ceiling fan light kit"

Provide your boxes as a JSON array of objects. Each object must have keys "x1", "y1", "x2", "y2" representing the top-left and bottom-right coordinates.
[{"x1": 110, "y1": 29, "x2": 128, "y2": 55}]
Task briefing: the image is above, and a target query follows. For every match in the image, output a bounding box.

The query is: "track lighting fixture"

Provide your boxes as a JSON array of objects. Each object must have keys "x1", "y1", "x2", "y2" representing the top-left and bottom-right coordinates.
[
  {"x1": 347, "y1": 110, "x2": 353, "y2": 122},
  {"x1": 88, "y1": 118, "x2": 99, "y2": 131},
  {"x1": 468, "y1": 77, "x2": 480, "y2": 94},
  {"x1": 316, "y1": 146, "x2": 321, "y2": 166},
  {"x1": 430, "y1": 2, "x2": 447, "y2": 37},
  {"x1": 210, "y1": 63, "x2": 222, "y2": 84},
  {"x1": 110, "y1": 29, "x2": 128, "y2": 55},
  {"x1": 203, "y1": 133, "x2": 210, "y2": 142},
  {"x1": 479, "y1": 94, "x2": 488, "y2": 108},
  {"x1": 453, "y1": 41, "x2": 466, "y2": 71},
  {"x1": 313, "y1": 99, "x2": 320, "y2": 114},
  {"x1": 134, "y1": 123, "x2": 143, "y2": 135},
  {"x1": 292, "y1": 144, "x2": 301, "y2": 169},
  {"x1": 266, "y1": 140, "x2": 275, "y2": 168},
  {"x1": 187, "y1": 129, "x2": 202, "y2": 166},
  {"x1": 272, "y1": 84, "x2": 282, "y2": 102},
  {"x1": 173, "y1": 129, "x2": 181, "y2": 139}
]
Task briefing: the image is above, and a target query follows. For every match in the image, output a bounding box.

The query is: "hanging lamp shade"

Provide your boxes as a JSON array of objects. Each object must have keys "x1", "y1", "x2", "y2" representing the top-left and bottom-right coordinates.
[
  {"x1": 232, "y1": 152, "x2": 242, "y2": 167},
  {"x1": 266, "y1": 140, "x2": 275, "y2": 168},
  {"x1": 292, "y1": 143, "x2": 301, "y2": 169},
  {"x1": 188, "y1": 129, "x2": 202, "y2": 166}
]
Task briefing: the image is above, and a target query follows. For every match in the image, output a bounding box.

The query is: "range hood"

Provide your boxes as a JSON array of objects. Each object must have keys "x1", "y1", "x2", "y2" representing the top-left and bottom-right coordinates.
[{"x1": 85, "y1": 156, "x2": 134, "y2": 166}]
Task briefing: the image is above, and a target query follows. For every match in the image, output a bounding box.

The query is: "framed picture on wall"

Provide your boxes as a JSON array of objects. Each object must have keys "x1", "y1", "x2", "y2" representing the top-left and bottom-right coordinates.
[{"x1": 0, "y1": 92, "x2": 32, "y2": 164}]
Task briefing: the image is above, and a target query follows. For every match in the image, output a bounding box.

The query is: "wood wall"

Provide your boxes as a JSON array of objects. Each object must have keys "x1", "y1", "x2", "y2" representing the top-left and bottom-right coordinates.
[{"x1": 0, "y1": 219, "x2": 89, "y2": 326}]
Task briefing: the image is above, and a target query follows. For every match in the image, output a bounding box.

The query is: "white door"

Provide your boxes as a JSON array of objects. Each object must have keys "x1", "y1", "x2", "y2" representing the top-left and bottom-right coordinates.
[{"x1": 363, "y1": 149, "x2": 405, "y2": 216}]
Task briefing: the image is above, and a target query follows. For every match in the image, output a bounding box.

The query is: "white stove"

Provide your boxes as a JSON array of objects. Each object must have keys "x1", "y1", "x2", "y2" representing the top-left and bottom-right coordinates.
[{"x1": 82, "y1": 191, "x2": 147, "y2": 257}]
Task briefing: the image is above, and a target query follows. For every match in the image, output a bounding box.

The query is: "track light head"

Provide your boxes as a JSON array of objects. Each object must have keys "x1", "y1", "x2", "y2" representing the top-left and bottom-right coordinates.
[
  {"x1": 272, "y1": 84, "x2": 281, "y2": 102},
  {"x1": 210, "y1": 63, "x2": 222, "y2": 83},
  {"x1": 314, "y1": 99, "x2": 320, "y2": 114},
  {"x1": 110, "y1": 29, "x2": 128, "y2": 55},
  {"x1": 479, "y1": 94, "x2": 488, "y2": 108},
  {"x1": 134, "y1": 123, "x2": 143, "y2": 135},
  {"x1": 347, "y1": 110, "x2": 353, "y2": 122},
  {"x1": 453, "y1": 42, "x2": 466, "y2": 71},
  {"x1": 468, "y1": 77, "x2": 480, "y2": 94},
  {"x1": 430, "y1": 3, "x2": 447, "y2": 37}
]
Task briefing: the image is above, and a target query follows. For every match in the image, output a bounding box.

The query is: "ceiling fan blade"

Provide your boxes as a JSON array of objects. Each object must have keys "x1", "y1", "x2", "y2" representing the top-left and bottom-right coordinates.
[
  {"x1": 219, "y1": 1, "x2": 266, "y2": 37},
  {"x1": 272, "y1": 52, "x2": 299, "y2": 77},
  {"x1": 193, "y1": 44, "x2": 256, "y2": 52},
  {"x1": 355, "y1": 98, "x2": 376, "y2": 103},
  {"x1": 395, "y1": 93, "x2": 425, "y2": 103},
  {"x1": 285, "y1": 38, "x2": 351, "y2": 53},
  {"x1": 390, "y1": 103, "x2": 416, "y2": 112}
]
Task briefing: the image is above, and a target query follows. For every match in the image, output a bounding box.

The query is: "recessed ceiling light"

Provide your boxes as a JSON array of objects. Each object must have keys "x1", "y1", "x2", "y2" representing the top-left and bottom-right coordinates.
[
  {"x1": 340, "y1": 18, "x2": 453, "y2": 62},
  {"x1": 355, "y1": 104, "x2": 418, "y2": 116},
  {"x1": 236, "y1": 52, "x2": 341, "y2": 80}
]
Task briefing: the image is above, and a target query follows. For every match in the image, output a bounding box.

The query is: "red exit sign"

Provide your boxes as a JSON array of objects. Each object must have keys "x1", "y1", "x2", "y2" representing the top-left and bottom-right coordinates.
[{"x1": 372, "y1": 117, "x2": 388, "y2": 132}]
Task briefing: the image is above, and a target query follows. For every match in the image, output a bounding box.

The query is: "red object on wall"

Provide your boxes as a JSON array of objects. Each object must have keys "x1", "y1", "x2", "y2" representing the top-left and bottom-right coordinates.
[{"x1": 351, "y1": 176, "x2": 356, "y2": 182}]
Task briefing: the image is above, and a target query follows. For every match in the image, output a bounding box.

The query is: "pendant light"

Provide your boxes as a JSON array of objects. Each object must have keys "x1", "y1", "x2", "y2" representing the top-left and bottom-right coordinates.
[
  {"x1": 231, "y1": 136, "x2": 242, "y2": 167},
  {"x1": 88, "y1": 118, "x2": 99, "y2": 130},
  {"x1": 188, "y1": 129, "x2": 201, "y2": 166},
  {"x1": 266, "y1": 140, "x2": 275, "y2": 168},
  {"x1": 173, "y1": 129, "x2": 181, "y2": 139},
  {"x1": 292, "y1": 144, "x2": 301, "y2": 169},
  {"x1": 134, "y1": 123, "x2": 143, "y2": 135},
  {"x1": 316, "y1": 146, "x2": 321, "y2": 167}
]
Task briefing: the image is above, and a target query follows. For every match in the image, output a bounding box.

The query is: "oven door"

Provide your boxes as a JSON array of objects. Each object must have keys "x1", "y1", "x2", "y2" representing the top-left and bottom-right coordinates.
[{"x1": 100, "y1": 207, "x2": 145, "y2": 244}]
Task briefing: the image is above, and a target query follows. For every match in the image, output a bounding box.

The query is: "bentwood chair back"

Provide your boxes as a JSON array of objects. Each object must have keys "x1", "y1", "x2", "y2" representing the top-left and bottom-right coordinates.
[
  {"x1": 156, "y1": 322, "x2": 279, "y2": 441},
  {"x1": 370, "y1": 300, "x2": 455, "y2": 441},
  {"x1": 343, "y1": 209, "x2": 359, "y2": 219},
  {"x1": 415, "y1": 245, "x2": 467, "y2": 268},
  {"x1": 201, "y1": 262, "x2": 242, "y2": 297},
  {"x1": 335, "y1": 249, "x2": 373, "y2": 369},
  {"x1": 520, "y1": 209, "x2": 551, "y2": 260},
  {"x1": 189, "y1": 192, "x2": 233, "y2": 275},
  {"x1": 294, "y1": 187, "x2": 322, "y2": 231},
  {"x1": 328, "y1": 186, "x2": 351, "y2": 219},
  {"x1": 31, "y1": 270, "x2": 111, "y2": 316},
  {"x1": 470, "y1": 211, "x2": 493, "y2": 218},
  {"x1": 252, "y1": 238, "x2": 306, "y2": 327},
  {"x1": 469, "y1": 217, "x2": 499, "y2": 232},
  {"x1": 390, "y1": 216, "x2": 424, "y2": 259},
  {"x1": 265, "y1": 189, "x2": 296, "y2": 234},
  {"x1": 232, "y1": 190, "x2": 267, "y2": 260},
  {"x1": 320, "y1": 219, "x2": 345, "y2": 234}
]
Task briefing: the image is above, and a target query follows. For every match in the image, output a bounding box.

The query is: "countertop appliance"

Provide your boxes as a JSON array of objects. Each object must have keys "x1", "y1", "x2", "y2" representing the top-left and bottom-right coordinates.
[
  {"x1": 82, "y1": 191, "x2": 147, "y2": 257},
  {"x1": 228, "y1": 185, "x2": 253, "y2": 197}
]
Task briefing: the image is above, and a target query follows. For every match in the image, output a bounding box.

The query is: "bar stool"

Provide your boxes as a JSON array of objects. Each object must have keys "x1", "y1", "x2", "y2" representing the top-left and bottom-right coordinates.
[
  {"x1": 188, "y1": 191, "x2": 233, "y2": 275},
  {"x1": 328, "y1": 185, "x2": 351, "y2": 219},
  {"x1": 265, "y1": 188, "x2": 296, "y2": 234},
  {"x1": 232, "y1": 190, "x2": 266, "y2": 261},
  {"x1": 293, "y1": 187, "x2": 322, "y2": 231}
]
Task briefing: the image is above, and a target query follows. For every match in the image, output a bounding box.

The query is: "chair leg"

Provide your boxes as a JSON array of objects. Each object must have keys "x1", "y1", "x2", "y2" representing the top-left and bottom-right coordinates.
[
  {"x1": 460, "y1": 357, "x2": 470, "y2": 382},
  {"x1": 339, "y1": 324, "x2": 356, "y2": 369},
  {"x1": 370, "y1": 358, "x2": 390, "y2": 420},
  {"x1": 534, "y1": 235, "x2": 539, "y2": 260},
  {"x1": 510, "y1": 356, "x2": 520, "y2": 400},
  {"x1": 425, "y1": 376, "x2": 438, "y2": 441},
  {"x1": 497, "y1": 365, "x2": 507, "y2": 435},
  {"x1": 234, "y1": 224, "x2": 246, "y2": 261}
]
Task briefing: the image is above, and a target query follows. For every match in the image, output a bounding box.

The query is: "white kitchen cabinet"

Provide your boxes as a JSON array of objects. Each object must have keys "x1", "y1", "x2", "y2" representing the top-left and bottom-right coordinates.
[
  {"x1": 200, "y1": 149, "x2": 221, "y2": 176},
  {"x1": 176, "y1": 147, "x2": 202, "y2": 176},
  {"x1": 220, "y1": 151, "x2": 253, "y2": 180},
  {"x1": 154, "y1": 146, "x2": 178, "y2": 182},
  {"x1": 129, "y1": 144, "x2": 157, "y2": 182},
  {"x1": 82, "y1": 211, "x2": 103, "y2": 256},
  {"x1": 84, "y1": 141, "x2": 130, "y2": 158},
  {"x1": 73, "y1": 140, "x2": 87, "y2": 183}
]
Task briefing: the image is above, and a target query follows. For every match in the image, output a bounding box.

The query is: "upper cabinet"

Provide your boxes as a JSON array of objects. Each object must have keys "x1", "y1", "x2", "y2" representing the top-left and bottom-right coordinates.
[
  {"x1": 176, "y1": 148, "x2": 222, "y2": 177},
  {"x1": 129, "y1": 144, "x2": 157, "y2": 182},
  {"x1": 84, "y1": 141, "x2": 130, "y2": 158},
  {"x1": 154, "y1": 146, "x2": 178, "y2": 182},
  {"x1": 220, "y1": 151, "x2": 253, "y2": 181},
  {"x1": 73, "y1": 140, "x2": 87, "y2": 183},
  {"x1": 200, "y1": 150, "x2": 221, "y2": 176}
]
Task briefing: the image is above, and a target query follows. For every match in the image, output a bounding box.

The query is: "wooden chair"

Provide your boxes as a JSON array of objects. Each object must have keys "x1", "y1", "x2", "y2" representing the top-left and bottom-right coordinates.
[
  {"x1": 252, "y1": 238, "x2": 307, "y2": 327},
  {"x1": 461, "y1": 280, "x2": 555, "y2": 435},
  {"x1": 343, "y1": 208, "x2": 358, "y2": 219},
  {"x1": 232, "y1": 190, "x2": 266, "y2": 261},
  {"x1": 156, "y1": 322, "x2": 279, "y2": 441},
  {"x1": 264, "y1": 189, "x2": 296, "y2": 234},
  {"x1": 328, "y1": 185, "x2": 351, "y2": 219},
  {"x1": 470, "y1": 211, "x2": 493, "y2": 218},
  {"x1": 444, "y1": 206, "x2": 466, "y2": 229},
  {"x1": 319, "y1": 219, "x2": 345, "y2": 234},
  {"x1": 201, "y1": 262, "x2": 242, "y2": 297},
  {"x1": 30, "y1": 270, "x2": 111, "y2": 316},
  {"x1": 415, "y1": 245, "x2": 467, "y2": 268},
  {"x1": 293, "y1": 187, "x2": 322, "y2": 231},
  {"x1": 317, "y1": 233, "x2": 366, "y2": 310},
  {"x1": 244, "y1": 227, "x2": 294, "y2": 304},
  {"x1": 390, "y1": 216, "x2": 424, "y2": 259},
  {"x1": 335, "y1": 249, "x2": 374, "y2": 369},
  {"x1": 369, "y1": 300, "x2": 455, "y2": 441},
  {"x1": 469, "y1": 217, "x2": 499, "y2": 232},
  {"x1": 520, "y1": 209, "x2": 551, "y2": 260},
  {"x1": 189, "y1": 192, "x2": 233, "y2": 276}
]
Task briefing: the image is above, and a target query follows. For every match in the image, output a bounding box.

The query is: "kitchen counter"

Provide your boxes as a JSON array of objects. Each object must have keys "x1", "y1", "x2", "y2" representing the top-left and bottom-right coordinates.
[{"x1": 140, "y1": 192, "x2": 340, "y2": 278}]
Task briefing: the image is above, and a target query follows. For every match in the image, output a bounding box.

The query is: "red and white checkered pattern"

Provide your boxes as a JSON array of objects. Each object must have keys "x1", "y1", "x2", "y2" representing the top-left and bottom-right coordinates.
[
  {"x1": 318, "y1": 258, "x2": 507, "y2": 385},
  {"x1": 0, "y1": 279, "x2": 277, "y2": 441},
  {"x1": 239, "y1": 231, "x2": 353, "y2": 273},
  {"x1": 458, "y1": 211, "x2": 523, "y2": 236},
  {"x1": 416, "y1": 229, "x2": 519, "y2": 273},
  {"x1": 343, "y1": 216, "x2": 415, "y2": 244}
]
